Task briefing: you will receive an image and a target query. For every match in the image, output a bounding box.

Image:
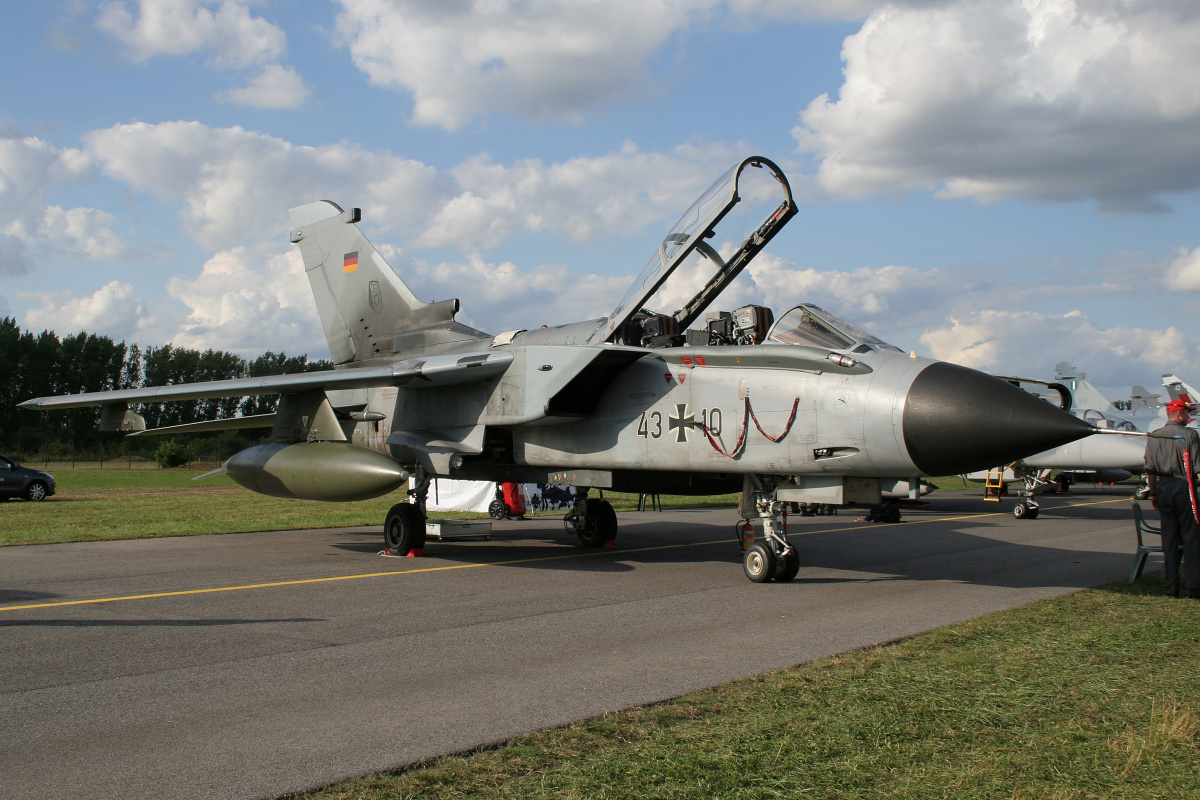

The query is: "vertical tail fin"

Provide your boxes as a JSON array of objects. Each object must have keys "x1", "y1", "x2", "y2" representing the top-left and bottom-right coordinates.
[
  {"x1": 1163, "y1": 374, "x2": 1199, "y2": 406},
  {"x1": 1053, "y1": 361, "x2": 1114, "y2": 411},
  {"x1": 288, "y1": 200, "x2": 459, "y2": 364}
]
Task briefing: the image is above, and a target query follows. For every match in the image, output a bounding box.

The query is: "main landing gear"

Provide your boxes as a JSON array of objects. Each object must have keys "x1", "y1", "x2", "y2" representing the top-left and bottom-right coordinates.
[
  {"x1": 740, "y1": 475, "x2": 800, "y2": 583},
  {"x1": 563, "y1": 489, "x2": 617, "y2": 548},
  {"x1": 382, "y1": 473, "x2": 808, "y2": 583},
  {"x1": 384, "y1": 502, "x2": 426, "y2": 555},
  {"x1": 383, "y1": 468, "x2": 430, "y2": 556},
  {"x1": 382, "y1": 473, "x2": 620, "y2": 555}
]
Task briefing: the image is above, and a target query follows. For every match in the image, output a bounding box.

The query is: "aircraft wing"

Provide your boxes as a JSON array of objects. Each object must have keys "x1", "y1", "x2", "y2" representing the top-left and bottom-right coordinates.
[{"x1": 18, "y1": 350, "x2": 514, "y2": 411}]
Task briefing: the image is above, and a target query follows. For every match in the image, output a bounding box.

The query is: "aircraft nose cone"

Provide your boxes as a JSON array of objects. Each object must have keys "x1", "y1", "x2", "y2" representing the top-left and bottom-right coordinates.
[{"x1": 903, "y1": 361, "x2": 1094, "y2": 475}]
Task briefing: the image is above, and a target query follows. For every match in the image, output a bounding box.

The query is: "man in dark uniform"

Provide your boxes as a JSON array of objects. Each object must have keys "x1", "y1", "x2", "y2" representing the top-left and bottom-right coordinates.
[{"x1": 1144, "y1": 399, "x2": 1200, "y2": 598}]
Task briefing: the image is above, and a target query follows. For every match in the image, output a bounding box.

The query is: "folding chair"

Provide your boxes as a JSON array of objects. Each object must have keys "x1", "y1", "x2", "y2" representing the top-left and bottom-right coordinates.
[
  {"x1": 637, "y1": 493, "x2": 661, "y2": 511},
  {"x1": 1129, "y1": 498, "x2": 1164, "y2": 582}
]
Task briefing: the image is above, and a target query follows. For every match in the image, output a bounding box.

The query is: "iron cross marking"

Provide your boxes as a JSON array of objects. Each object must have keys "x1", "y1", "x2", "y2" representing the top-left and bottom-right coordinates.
[{"x1": 668, "y1": 403, "x2": 696, "y2": 443}]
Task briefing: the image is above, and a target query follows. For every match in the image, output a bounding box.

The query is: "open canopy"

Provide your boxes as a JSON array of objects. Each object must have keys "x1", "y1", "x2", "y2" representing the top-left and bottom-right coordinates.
[{"x1": 589, "y1": 156, "x2": 796, "y2": 346}]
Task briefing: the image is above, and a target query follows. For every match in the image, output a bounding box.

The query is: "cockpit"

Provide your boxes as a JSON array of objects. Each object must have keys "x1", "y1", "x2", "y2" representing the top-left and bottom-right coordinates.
[
  {"x1": 1076, "y1": 408, "x2": 1140, "y2": 432},
  {"x1": 587, "y1": 156, "x2": 901, "y2": 357},
  {"x1": 615, "y1": 302, "x2": 903, "y2": 354}
]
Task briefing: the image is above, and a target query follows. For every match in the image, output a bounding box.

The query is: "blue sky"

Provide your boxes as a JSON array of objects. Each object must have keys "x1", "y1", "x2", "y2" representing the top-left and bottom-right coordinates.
[{"x1": 3, "y1": 0, "x2": 1200, "y2": 400}]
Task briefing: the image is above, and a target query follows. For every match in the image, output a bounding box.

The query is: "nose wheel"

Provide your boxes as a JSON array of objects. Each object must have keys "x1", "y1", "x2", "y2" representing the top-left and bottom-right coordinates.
[
  {"x1": 1012, "y1": 501, "x2": 1039, "y2": 519},
  {"x1": 743, "y1": 542, "x2": 774, "y2": 582},
  {"x1": 1011, "y1": 468, "x2": 1046, "y2": 519},
  {"x1": 742, "y1": 538, "x2": 800, "y2": 582}
]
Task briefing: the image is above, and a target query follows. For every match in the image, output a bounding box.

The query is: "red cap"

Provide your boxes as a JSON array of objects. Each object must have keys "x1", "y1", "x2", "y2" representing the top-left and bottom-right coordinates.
[{"x1": 1166, "y1": 399, "x2": 1194, "y2": 413}]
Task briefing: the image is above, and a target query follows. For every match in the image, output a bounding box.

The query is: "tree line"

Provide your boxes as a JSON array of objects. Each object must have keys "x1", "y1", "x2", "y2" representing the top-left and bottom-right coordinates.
[{"x1": 0, "y1": 317, "x2": 331, "y2": 457}]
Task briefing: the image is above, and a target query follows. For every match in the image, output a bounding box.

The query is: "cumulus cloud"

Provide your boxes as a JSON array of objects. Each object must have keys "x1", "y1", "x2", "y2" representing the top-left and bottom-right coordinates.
[
  {"x1": 18, "y1": 280, "x2": 171, "y2": 342},
  {"x1": 0, "y1": 132, "x2": 140, "y2": 266},
  {"x1": 216, "y1": 63, "x2": 311, "y2": 109},
  {"x1": 167, "y1": 245, "x2": 326, "y2": 355},
  {"x1": 794, "y1": 0, "x2": 1200, "y2": 211},
  {"x1": 416, "y1": 142, "x2": 743, "y2": 250},
  {"x1": 329, "y1": 0, "x2": 994, "y2": 131},
  {"x1": 919, "y1": 309, "x2": 1200, "y2": 384},
  {"x1": 748, "y1": 256, "x2": 957, "y2": 321},
  {"x1": 724, "y1": 0, "x2": 886, "y2": 19},
  {"x1": 17, "y1": 247, "x2": 327, "y2": 356},
  {"x1": 334, "y1": 0, "x2": 694, "y2": 130},
  {"x1": 0, "y1": 134, "x2": 91, "y2": 217},
  {"x1": 399, "y1": 249, "x2": 630, "y2": 332},
  {"x1": 6, "y1": 206, "x2": 142, "y2": 261},
  {"x1": 84, "y1": 122, "x2": 746, "y2": 253},
  {"x1": 85, "y1": 121, "x2": 451, "y2": 250},
  {"x1": 96, "y1": 0, "x2": 286, "y2": 67},
  {"x1": 1164, "y1": 246, "x2": 1200, "y2": 292}
]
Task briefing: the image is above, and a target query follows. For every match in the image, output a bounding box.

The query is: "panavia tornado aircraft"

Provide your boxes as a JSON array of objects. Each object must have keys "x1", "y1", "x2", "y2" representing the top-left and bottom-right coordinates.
[{"x1": 20, "y1": 156, "x2": 1102, "y2": 582}]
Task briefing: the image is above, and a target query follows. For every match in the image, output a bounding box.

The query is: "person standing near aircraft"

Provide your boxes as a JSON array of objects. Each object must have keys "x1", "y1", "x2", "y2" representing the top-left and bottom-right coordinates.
[{"x1": 1144, "y1": 399, "x2": 1200, "y2": 598}]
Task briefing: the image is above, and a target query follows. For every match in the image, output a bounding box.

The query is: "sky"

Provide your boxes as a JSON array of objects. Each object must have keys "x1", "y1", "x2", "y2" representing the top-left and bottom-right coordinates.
[{"x1": 3, "y1": 0, "x2": 1200, "y2": 400}]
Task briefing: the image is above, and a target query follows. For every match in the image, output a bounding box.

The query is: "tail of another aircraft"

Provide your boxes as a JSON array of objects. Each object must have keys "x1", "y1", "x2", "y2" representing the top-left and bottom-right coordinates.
[
  {"x1": 288, "y1": 200, "x2": 466, "y2": 365},
  {"x1": 1163, "y1": 374, "x2": 1200, "y2": 406},
  {"x1": 1053, "y1": 362, "x2": 1114, "y2": 411}
]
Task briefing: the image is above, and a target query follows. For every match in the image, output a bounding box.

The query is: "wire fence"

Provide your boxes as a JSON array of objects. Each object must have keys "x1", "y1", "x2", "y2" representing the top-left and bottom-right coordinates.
[{"x1": 4, "y1": 442, "x2": 234, "y2": 470}]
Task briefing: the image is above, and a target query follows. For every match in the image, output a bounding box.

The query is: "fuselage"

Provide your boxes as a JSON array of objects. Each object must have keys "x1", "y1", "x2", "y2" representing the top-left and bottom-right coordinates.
[{"x1": 332, "y1": 332, "x2": 1092, "y2": 487}]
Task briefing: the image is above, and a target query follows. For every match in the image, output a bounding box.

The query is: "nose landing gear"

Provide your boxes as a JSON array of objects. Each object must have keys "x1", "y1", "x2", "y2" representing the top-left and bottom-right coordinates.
[{"x1": 741, "y1": 475, "x2": 800, "y2": 583}]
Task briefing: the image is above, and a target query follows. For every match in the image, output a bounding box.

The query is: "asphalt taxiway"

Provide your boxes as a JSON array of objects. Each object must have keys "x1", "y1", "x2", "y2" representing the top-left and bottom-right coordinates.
[{"x1": 0, "y1": 488, "x2": 1147, "y2": 800}]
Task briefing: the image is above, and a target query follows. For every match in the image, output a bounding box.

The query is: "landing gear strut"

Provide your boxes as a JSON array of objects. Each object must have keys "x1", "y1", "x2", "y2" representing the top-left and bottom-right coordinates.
[
  {"x1": 383, "y1": 468, "x2": 429, "y2": 555},
  {"x1": 1011, "y1": 467, "x2": 1045, "y2": 520},
  {"x1": 741, "y1": 476, "x2": 800, "y2": 583},
  {"x1": 563, "y1": 489, "x2": 617, "y2": 547}
]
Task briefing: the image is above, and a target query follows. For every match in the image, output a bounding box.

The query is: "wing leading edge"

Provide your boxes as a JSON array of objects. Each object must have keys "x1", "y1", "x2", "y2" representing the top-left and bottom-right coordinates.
[{"x1": 18, "y1": 350, "x2": 514, "y2": 411}]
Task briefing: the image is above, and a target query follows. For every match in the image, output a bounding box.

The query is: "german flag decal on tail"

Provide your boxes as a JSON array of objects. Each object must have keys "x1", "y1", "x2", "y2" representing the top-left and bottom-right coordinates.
[{"x1": 343, "y1": 251, "x2": 359, "y2": 273}]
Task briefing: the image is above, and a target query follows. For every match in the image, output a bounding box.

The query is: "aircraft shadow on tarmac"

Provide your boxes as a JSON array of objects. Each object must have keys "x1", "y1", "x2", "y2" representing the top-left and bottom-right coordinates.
[
  {"x1": 327, "y1": 494, "x2": 1137, "y2": 589},
  {"x1": 0, "y1": 589, "x2": 60, "y2": 604}
]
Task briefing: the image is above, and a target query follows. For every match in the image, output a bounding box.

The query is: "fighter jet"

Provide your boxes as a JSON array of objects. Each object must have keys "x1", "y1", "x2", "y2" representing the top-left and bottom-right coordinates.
[
  {"x1": 1045, "y1": 364, "x2": 1198, "y2": 434},
  {"x1": 980, "y1": 371, "x2": 1148, "y2": 517},
  {"x1": 19, "y1": 156, "x2": 1098, "y2": 582}
]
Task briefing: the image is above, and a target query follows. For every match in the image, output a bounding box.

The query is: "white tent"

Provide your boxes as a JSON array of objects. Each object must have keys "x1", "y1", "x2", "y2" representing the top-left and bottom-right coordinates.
[{"x1": 415, "y1": 479, "x2": 577, "y2": 513}]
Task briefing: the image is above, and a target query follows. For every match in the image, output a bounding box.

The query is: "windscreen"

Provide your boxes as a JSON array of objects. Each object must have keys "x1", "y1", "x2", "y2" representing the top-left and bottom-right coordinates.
[{"x1": 767, "y1": 304, "x2": 899, "y2": 351}]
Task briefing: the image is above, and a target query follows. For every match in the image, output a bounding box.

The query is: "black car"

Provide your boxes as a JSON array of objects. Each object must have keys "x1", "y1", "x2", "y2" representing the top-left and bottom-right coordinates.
[{"x1": 0, "y1": 455, "x2": 56, "y2": 501}]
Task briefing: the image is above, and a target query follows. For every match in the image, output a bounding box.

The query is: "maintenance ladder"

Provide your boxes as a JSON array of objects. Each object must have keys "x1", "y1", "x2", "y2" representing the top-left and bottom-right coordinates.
[{"x1": 983, "y1": 466, "x2": 1008, "y2": 502}]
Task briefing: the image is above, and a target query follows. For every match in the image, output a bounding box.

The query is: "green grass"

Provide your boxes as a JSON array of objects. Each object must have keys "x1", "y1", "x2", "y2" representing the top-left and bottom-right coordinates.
[
  {"x1": 296, "y1": 578, "x2": 1199, "y2": 800},
  {"x1": 0, "y1": 465, "x2": 981, "y2": 547},
  {"x1": 0, "y1": 465, "x2": 737, "y2": 546}
]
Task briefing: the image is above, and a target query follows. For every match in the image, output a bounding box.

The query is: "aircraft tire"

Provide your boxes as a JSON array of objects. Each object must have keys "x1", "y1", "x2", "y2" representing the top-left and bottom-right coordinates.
[
  {"x1": 1026, "y1": 506, "x2": 1040, "y2": 519},
  {"x1": 743, "y1": 542, "x2": 776, "y2": 583},
  {"x1": 576, "y1": 498, "x2": 616, "y2": 547},
  {"x1": 384, "y1": 503, "x2": 426, "y2": 555},
  {"x1": 1012, "y1": 503, "x2": 1028, "y2": 519},
  {"x1": 773, "y1": 545, "x2": 800, "y2": 582}
]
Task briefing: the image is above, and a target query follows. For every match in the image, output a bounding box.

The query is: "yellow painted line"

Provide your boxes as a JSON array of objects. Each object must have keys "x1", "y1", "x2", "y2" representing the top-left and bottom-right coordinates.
[{"x1": 0, "y1": 496, "x2": 1130, "y2": 613}]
